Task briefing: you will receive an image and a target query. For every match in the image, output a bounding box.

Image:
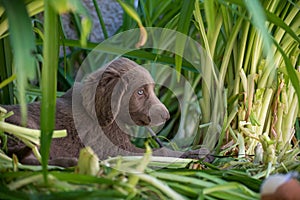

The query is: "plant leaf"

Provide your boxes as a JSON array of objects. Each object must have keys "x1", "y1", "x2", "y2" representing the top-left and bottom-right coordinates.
[
  {"x1": 175, "y1": 0, "x2": 195, "y2": 80},
  {"x1": 116, "y1": 0, "x2": 147, "y2": 47},
  {"x1": 1, "y1": 0, "x2": 37, "y2": 124},
  {"x1": 40, "y1": 0, "x2": 59, "y2": 183}
]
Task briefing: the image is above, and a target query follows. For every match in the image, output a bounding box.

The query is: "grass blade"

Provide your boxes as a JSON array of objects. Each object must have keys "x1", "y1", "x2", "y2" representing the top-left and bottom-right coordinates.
[
  {"x1": 0, "y1": 38, "x2": 13, "y2": 104},
  {"x1": 204, "y1": 0, "x2": 216, "y2": 41},
  {"x1": 92, "y1": 0, "x2": 108, "y2": 39},
  {"x1": 116, "y1": 0, "x2": 147, "y2": 48},
  {"x1": 175, "y1": 0, "x2": 195, "y2": 79},
  {"x1": 244, "y1": 0, "x2": 273, "y2": 55},
  {"x1": 265, "y1": 9, "x2": 300, "y2": 44},
  {"x1": 1, "y1": 0, "x2": 36, "y2": 124},
  {"x1": 40, "y1": 0, "x2": 59, "y2": 183}
]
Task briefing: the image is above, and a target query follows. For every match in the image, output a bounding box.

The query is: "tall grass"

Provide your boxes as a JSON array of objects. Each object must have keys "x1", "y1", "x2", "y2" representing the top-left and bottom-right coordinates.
[
  {"x1": 0, "y1": 0, "x2": 37, "y2": 124},
  {"x1": 0, "y1": 0, "x2": 92, "y2": 183},
  {"x1": 40, "y1": 0, "x2": 59, "y2": 182},
  {"x1": 0, "y1": 0, "x2": 299, "y2": 195},
  {"x1": 119, "y1": 0, "x2": 300, "y2": 167}
]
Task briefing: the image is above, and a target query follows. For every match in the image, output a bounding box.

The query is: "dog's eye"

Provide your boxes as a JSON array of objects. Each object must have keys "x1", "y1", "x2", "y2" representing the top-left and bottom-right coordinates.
[{"x1": 137, "y1": 90, "x2": 144, "y2": 95}]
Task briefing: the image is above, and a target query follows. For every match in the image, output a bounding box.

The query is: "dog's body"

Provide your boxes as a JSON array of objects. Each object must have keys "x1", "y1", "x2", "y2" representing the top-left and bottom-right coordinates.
[
  {"x1": 4, "y1": 90, "x2": 83, "y2": 166},
  {"x1": 3, "y1": 58, "x2": 207, "y2": 167}
]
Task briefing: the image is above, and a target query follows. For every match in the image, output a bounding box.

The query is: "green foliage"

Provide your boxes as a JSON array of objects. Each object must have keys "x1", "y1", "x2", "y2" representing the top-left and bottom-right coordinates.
[
  {"x1": 0, "y1": 0, "x2": 299, "y2": 198},
  {"x1": 0, "y1": 153, "x2": 263, "y2": 200},
  {"x1": 174, "y1": 0, "x2": 195, "y2": 79},
  {"x1": 0, "y1": 0, "x2": 36, "y2": 124},
  {"x1": 39, "y1": 0, "x2": 59, "y2": 183}
]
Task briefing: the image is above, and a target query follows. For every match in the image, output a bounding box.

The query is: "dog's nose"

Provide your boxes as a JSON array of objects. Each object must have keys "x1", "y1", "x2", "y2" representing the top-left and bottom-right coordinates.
[{"x1": 161, "y1": 107, "x2": 170, "y2": 121}]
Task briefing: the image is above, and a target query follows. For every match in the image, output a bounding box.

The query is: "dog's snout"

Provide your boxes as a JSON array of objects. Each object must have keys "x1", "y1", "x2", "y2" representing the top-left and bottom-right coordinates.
[
  {"x1": 161, "y1": 107, "x2": 170, "y2": 121},
  {"x1": 149, "y1": 104, "x2": 170, "y2": 126}
]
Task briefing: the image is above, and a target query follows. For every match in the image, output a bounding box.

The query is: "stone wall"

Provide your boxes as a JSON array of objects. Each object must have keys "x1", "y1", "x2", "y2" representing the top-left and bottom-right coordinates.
[{"x1": 61, "y1": 0, "x2": 123, "y2": 42}]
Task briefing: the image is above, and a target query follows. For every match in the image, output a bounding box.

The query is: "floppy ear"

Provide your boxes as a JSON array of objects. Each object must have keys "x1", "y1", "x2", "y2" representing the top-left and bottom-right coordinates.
[{"x1": 81, "y1": 66, "x2": 127, "y2": 127}]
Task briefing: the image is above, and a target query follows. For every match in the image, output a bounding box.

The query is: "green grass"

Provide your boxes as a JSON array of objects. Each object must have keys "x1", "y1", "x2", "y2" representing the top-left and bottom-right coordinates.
[{"x1": 0, "y1": 0, "x2": 299, "y2": 199}]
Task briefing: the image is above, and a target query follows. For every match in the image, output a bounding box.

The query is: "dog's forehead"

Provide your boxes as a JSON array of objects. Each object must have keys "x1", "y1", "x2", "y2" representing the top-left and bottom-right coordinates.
[{"x1": 123, "y1": 65, "x2": 155, "y2": 85}]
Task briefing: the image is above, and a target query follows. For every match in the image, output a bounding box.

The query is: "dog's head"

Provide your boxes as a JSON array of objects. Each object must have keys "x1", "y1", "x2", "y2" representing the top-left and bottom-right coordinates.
[{"x1": 81, "y1": 57, "x2": 170, "y2": 127}]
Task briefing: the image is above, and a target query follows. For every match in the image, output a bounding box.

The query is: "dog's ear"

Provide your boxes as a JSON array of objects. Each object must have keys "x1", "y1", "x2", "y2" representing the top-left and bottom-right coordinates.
[{"x1": 81, "y1": 66, "x2": 127, "y2": 127}]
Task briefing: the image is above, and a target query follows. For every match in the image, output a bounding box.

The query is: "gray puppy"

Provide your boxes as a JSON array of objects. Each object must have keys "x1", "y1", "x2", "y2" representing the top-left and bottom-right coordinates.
[{"x1": 3, "y1": 58, "x2": 208, "y2": 167}]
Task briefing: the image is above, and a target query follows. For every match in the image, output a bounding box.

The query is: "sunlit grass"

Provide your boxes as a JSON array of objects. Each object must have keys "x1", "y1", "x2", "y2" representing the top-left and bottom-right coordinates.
[{"x1": 0, "y1": 0, "x2": 299, "y2": 198}]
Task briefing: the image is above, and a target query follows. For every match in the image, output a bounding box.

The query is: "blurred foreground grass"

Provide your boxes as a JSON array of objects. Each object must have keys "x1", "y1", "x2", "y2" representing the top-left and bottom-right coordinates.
[
  {"x1": 1, "y1": 139, "x2": 300, "y2": 199},
  {"x1": 0, "y1": 146, "x2": 264, "y2": 200}
]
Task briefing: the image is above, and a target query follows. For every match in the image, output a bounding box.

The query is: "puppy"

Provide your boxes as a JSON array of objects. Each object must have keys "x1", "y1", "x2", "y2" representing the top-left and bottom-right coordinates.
[{"x1": 2, "y1": 58, "x2": 207, "y2": 167}]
